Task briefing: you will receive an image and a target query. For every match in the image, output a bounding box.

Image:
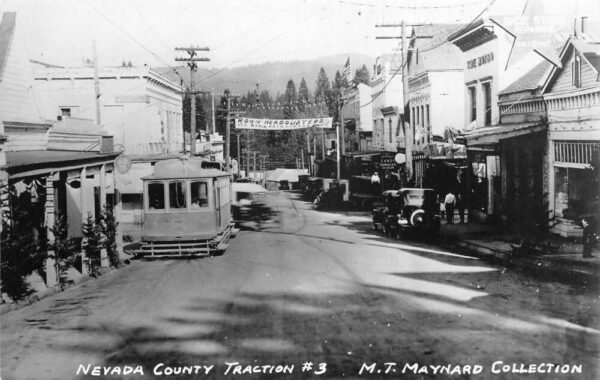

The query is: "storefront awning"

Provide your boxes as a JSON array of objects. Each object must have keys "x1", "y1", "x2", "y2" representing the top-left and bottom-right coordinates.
[
  {"x1": 423, "y1": 142, "x2": 467, "y2": 160},
  {"x1": 464, "y1": 122, "x2": 546, "y2": 146}
]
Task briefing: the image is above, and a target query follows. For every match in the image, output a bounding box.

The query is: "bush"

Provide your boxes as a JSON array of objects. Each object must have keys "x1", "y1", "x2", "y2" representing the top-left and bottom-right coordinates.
[
  {"x1": 82, "y1": 213, "x2": 102, "y2": 277},
  {"x1": 0, "y1": 187, "x2": 44, "y2": 302},
  {"x1": 49, "y1": 214, "x2": 78, "y2": 290},
  {"x1": 99, "y1": 204, "x2": 120, "y2": 268}
]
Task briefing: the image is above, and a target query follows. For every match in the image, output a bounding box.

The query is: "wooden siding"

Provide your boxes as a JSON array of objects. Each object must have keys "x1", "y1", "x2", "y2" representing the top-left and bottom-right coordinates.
[
  {"x1": 0, "y1": 19, "x2": 46, "y2": 125},
  {"x1": 547, "y1": 46, "x2": 599, "y2": 94}
]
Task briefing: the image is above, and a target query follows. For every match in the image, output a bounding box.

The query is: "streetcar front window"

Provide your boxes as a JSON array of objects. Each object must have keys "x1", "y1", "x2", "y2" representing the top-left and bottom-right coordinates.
[
  {"x1": 190, "y1": 181, "x2": 209, "y2": 208},
  {"x1": 148, "y1": 183, "x2": 165, "y2": 210},
  {"x1": 169, "y1": 181, "x2": 187, "y2": 209}
]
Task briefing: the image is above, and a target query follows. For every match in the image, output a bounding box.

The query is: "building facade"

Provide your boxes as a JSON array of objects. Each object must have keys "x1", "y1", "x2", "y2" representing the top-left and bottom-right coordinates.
[
  {"x1": 449, "y1": 18, "x2": 518, "y2": 222},
  {"x1": 370, "y1": 55, "x2": 404, "y2": 153},
  {"x1": 541, "y1": 36, "x2": 600, "y2": 238},
  {"x1": 341, "y1": 83, "x2": 373, "y2": 152},
  {"x1": 0, "y1": 12, "x2": 121, "y2": 289},
  {"x1": 406, "y1": 24, "x2": 466, "y2": 189}
]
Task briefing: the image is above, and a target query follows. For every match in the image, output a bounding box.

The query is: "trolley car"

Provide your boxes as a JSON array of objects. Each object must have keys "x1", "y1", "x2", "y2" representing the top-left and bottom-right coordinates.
[{"x1": 137, "y1": 158, "x2": 237, "y2": 258}]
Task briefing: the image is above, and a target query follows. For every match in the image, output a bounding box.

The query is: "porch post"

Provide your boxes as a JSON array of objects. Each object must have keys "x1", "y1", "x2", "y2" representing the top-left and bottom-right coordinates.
[
  {"x1": 99, "y1": 164, "x2": 108, "y2": 268},
  {"x1": 113, "y1": 170, "x2": 124, "y2": 259},
  {"x1": 80, "y1": 166, "x2": 89, "y2": 275},
  {"x1": 45, "y1": 174, "x2": 57, "y2": 287}
]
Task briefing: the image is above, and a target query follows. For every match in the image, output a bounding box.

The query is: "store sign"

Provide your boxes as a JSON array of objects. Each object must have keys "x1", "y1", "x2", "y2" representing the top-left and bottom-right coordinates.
[
  {"x1": 380, "y1": 155, "x2": 398, "y2": 170},
  {"x1": 235, "y1": 117, "x2": 333, "y2": 130},
  {"x1": 467, "y1": 53, "x2": 494, "y2": 69}
]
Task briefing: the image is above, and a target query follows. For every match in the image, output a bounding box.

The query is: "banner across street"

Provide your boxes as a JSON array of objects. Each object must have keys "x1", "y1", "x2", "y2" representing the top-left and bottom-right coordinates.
[{"x1": 235, "y1": 117, "x2": 333, "y2": 130}]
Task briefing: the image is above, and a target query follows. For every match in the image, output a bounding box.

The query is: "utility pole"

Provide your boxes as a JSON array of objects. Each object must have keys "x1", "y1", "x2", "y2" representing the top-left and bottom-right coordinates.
[
  {"x1": 211, "y1": 91, "x2": 215, "y2": 134},
  {"x1": 92, "y1": 40, "x2": 101, "y2": 125},
  {"x1": 222, "y1": 93, "x2": 241, "y2": 173},
  {"x1": 175, "y1": 46, "x2": 210, "y2": 156}
]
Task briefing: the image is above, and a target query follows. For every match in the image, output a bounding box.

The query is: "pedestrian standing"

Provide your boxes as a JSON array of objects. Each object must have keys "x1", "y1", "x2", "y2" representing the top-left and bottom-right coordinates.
[
  {"x1": 456, "y1": 193, "x2": 465, "y2": 223},
  {"x1": 371, "y1": 171, "x2": 381, "y2": 194},
  {"x1": 581, "y1": 216, "x2": 597, "y2": 258},
  {"x1": 444, "y1": 192, "x2": 456, "y2": 224}
]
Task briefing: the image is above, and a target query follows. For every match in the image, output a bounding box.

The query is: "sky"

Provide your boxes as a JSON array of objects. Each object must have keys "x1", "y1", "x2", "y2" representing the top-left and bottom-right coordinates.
[{"x1": 2, "y1": 0, "x2": 599, "y2": 70}]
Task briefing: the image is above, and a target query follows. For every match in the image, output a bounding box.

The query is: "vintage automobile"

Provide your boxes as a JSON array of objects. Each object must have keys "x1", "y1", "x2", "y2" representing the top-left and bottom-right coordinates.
[
  {"x1": 350, "y1": 175, "x2": 385, "y2": 210},
  {"x1": 231, "y1": 182, "x2": 268, "y2": 222},
  {"x1": 373, "y1": 188, "x2": 440, "y2": 239},
  {"x1": 372, "y1": 190, "x2": 402, "y2": 236}
]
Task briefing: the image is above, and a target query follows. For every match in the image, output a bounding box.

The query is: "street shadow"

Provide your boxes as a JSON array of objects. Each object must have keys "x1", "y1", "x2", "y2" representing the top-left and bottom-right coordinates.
[{"x1": 47, "y1": 284, "x2": 599, "y2": 380}]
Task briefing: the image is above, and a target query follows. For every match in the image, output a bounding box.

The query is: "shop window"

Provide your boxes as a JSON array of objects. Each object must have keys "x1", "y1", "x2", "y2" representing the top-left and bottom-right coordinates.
[
  {"x1": 148, "y1": 183, "x2": 165, "y2": 210},
  {"x1": 482, "y1": 82, "x2": 492, "y2": 126},
  {"x1": 168, "y1": 181, "x2": 186, "y2": 209},
  {"x1": 554, "y1": 167, "x2": 597, "y2": 220},
  {"x1": 468, "y1": 86, "x2": 476, "y2": 122},
  {"x1": 190, "y1": 181, "x2": 209, "y2": 208}
]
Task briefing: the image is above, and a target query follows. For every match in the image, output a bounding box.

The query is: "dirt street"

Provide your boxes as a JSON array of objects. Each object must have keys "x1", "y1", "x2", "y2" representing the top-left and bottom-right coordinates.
[{"x1": 1, "y1": 191, "x2": 599, "y2": 380}]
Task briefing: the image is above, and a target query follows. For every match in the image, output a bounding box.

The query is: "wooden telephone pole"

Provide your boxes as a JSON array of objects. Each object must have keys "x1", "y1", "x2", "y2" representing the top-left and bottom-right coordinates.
[
  {"x1": 223, "y1": 93, "x2": 241, "y2": 173},
  {"x1": 175, "y1": 46, "x2": 210, "y2": 156}
]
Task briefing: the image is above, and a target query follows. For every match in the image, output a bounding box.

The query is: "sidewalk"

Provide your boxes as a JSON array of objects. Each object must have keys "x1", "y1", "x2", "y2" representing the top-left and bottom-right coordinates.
[{"x1": 439, "y1": 220, "x2": 600, "y2": 283}]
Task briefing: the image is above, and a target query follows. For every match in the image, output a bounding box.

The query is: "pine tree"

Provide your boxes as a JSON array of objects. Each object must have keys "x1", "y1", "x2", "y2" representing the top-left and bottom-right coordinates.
[
  {"x1": 49, "y1": 214, "x2": 77, "y2": 290},
  {"x1": 353, "y1": 64, "x2": 370, "y2": 85},
  {"x1": 298, "y1": 77, "x2": 310, "y2": 115},
  {"x1": 283, "y1": 79, "x2": 297, "y2": 120},
  {"x1": 99, "y1": 204, "x2": 120, "y2": 268}
]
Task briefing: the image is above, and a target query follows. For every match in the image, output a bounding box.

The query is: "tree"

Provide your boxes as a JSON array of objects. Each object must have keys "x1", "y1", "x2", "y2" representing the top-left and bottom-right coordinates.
[
  {"x1": 353, "y1": 64, "x2": 370, "y2": 86},
  {"x1": 283, "y1": 79, "x2": 297, "y2": 120},
  {"x1": 48, "y1": 214, "x2": 77, "y2": 290},
  {"x1": 314, "y1": 67, "x2": 331, "y2": 107},
  {"x1": 298, "y1": 77, "x2": 310, "y2": 115},
  {"x1": 0, "y1": 187, "x2": 45, "y2": 302},
  {"x1": 99, "y1": 204, "x2": 120, "y2": 268},
  {"x1": 82, "y1": 213, "x2": 102, "y2": 277}
]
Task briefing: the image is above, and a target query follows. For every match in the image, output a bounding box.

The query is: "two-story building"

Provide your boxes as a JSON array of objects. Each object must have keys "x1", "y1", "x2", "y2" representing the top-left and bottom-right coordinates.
[
  {"x1": 406, "y1": 24, "x2": 466, "y2": 191},
  {"x1": 370, "y1": 54, "x2": 404, "y2": 153},
  {"x1": 449, "y1": 18, "x2": 519, "y2": 222},
  {"x1": 32, "y1": 63, "x2": 184, "y2": 238},
  {"x1": 340, "y1": 83, "x2": 373, "y2": 152},
  {"x1": 541, "y1": 36, "x2": 600, "y2": 238}
]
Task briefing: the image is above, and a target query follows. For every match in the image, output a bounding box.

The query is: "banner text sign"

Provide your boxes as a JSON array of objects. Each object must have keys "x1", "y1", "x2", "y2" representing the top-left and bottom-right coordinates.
[{"x1": 235, "y1": 117, "x2": 333, "y2": 130}]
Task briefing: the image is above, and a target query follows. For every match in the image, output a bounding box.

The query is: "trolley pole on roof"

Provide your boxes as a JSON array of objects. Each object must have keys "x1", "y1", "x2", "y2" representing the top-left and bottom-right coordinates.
[{"x1": 175, "y1": 46, "x2": 210, "y2": 157}]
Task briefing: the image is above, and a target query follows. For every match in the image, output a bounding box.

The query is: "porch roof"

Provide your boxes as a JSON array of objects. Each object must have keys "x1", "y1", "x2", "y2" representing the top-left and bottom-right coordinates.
[
  {"x1": 4, "y1": 150, "x2": 120, "y2": 177},
  {"x1": 463, "y1": 122, "x2": 547, "y2": 146}
]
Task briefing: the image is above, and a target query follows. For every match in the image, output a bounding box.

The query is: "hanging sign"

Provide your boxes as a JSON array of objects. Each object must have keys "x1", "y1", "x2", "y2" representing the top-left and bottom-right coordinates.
[{"x1": 235, "y1": 117, "x2": 333, "y2": 130}]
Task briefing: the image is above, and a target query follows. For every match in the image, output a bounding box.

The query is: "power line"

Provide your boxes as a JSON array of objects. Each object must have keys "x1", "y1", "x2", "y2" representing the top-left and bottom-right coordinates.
[
  {"x1": 85, "y1": 0, "x2": 185, "y2": 84},
  {"x1": 358, "y1": 0, "x2": 498, "y2": 110}
]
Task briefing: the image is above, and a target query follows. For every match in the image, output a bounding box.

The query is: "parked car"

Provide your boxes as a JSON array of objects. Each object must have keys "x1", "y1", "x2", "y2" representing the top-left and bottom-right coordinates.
[
  {"x1": 373, "y1": 188, "x2": 440, "y2": 239},
  {"x1": 372, "y1": 190, "x2": 402, "y2": 236}
]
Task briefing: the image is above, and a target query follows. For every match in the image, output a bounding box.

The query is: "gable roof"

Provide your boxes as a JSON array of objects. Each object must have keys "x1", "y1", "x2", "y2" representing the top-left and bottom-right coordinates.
[
  {"x1": 499, "y1": 60, "x2": 553, "y2": 95},
  {"x1": 0, "y1": 12, "x2": 16, "y2": 80},
  {"x1": 541, "y1": 36, "x2": 600, "y2": 93}
]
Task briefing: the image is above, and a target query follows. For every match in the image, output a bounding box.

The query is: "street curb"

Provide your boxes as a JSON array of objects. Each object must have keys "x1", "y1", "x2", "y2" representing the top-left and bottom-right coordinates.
[
  {"x1": 455, "y1": 240, "x2": 600, "y2": 284},
  {"x1": 0, "y1": 266, "x2": 119, "y2": 316}
]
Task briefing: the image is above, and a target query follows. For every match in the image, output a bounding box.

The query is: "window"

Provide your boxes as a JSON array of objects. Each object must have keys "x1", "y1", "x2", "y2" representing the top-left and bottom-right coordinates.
[
  {"x1": 572, "y1": 55, "x2": 581, "y2": 88},
  {"x1": 168, "y1": 181, "x2": 187, "y2": 209},
  {"x1": 190, "y1": 181, "x2": 209, "y2": 208},
  {"x1": 425, "y1": 105, "x2": 430, "y2": 143},
  {"x1": 420, "y1": 105, "x2": 425, "y2": 144},
  {"x1": 468, "y1": 86, "x2": 477, "y2": 122},
  {"x1": 388, "y1": 118, "x2": 392, "y2": 143},
  {"x1": 411, "y1": 107, "x2": 415, "y2": 144},
  {"x1": 482, "y1": 82, "x2": 492, "y2": 126},
  {"x1": 148, "y1": 183, "x2": 165, "y2": 210},
  {"x1": 122, "y1": 194, "x2": 142, "y2": 211},
  {"x1": 60, "y1": 107, "x2": 71, "y2": 117}
]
